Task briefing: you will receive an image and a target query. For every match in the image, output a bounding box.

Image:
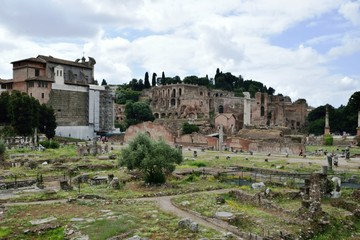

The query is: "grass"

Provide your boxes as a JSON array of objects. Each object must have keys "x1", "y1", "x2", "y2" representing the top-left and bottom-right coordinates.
[
  {"x1": 2, "y1": 200, "x2": 223, "y2": 239},
  {"x1": 173, "y1": 191, "x2": 305, "y2": 237}
]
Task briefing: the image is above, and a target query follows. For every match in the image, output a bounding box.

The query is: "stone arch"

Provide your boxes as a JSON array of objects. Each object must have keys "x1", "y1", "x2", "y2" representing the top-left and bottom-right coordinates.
[
  {"x1": 171, "y1": 98, "x2": 176, "y2": 106},
  {"x1": 179, "y1": 88, "x2": 182, "y2": 96},
  {"x1": 161, "y1": 112, "x2": 166, "y2": 118},
  {"x1": 172, "y1": 89, "x2": 176, "y2": 98},
  {"x1": 261, "y1": 106, "x2": 265, "y2": 117},
  {"x1": 154, "y1": 113, "x2": 160, "y2": 118}
]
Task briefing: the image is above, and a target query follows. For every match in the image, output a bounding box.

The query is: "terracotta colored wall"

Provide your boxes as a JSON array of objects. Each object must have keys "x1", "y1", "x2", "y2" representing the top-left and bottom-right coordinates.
[
  {"x1": 226, "y1": 137, "x2": 252, "y2": 151},
  {"x1": 124, "y1": 121, "x2": 175, "y2": 144}
]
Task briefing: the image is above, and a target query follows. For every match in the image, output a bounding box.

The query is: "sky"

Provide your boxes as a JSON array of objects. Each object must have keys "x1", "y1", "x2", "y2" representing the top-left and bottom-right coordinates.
[{"x1": 0, "y1": 0, "x2": 359, "y2": 108}]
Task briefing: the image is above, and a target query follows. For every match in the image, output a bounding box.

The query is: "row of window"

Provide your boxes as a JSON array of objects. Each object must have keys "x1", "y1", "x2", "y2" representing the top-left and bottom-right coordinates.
[
  {"x1": 30, "y1": 92, "x2": 45, "y2": 99},
  {"x1": 27, "y1": 81, "x2": 48, "y2": 88}
]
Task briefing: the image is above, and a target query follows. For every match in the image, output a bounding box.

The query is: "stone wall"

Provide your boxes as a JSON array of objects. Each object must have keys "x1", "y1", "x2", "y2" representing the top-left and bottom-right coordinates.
[
  {"x1": 48, "y1": 89, "x2": 88, "y2": 126},
  {"x1": 176, "y1": 133, "x2": 208, "y2": 146},
  {"x1": 124, "y1": 121, "x2": 175, "y2": 144},
  {"x1": 226, "y1": 137, "x2": 253, "y2": 151},
  {"x1": 248, "y1": 141, "x2": 304, "y2": 154}
]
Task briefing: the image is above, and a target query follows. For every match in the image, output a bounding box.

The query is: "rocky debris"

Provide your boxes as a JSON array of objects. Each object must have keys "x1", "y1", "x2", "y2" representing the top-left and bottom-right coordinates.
[
  {"x1": 180, "y1": 200, "x2": 190, "y2": 207},
  {"x1": 251, "y1": 182, "x2": 265, "y2": 189},
  {"x1": 72, "y1": 173, "x2": 90, "y2": 184},
  {"x1": 178, "y1": 218, "x2": 199, "y2": 232},
  {"x1": 109, "y1": 178, "x2": 121, "y2": 189},
  {"x1": 126, "y1": 235, "x2": 149, "y2": 240},
  {"x1": 216, "y1": 196, "x2": 226, "y2": 204},
  {"x1": 64, "y1": 225, "x2": 89, "y2": 240},
  {"x1": 24, "y1": 223, "x2": 60, "y2": 235}
]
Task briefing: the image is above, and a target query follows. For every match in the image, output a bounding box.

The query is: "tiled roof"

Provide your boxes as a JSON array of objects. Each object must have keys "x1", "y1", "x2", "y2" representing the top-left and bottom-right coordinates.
[
  {"x1": 0, "y1": 78, "x2": 13, "y2": 83},
  {"x1": 215, "y1": 113, "x2": 236, "y2": 119},
  {"x1": 37, "y1": 55, "x2": 93, "y2": 69},
  {"x1": 11, "y1": 57, "x2": 46, "y2": 64}
]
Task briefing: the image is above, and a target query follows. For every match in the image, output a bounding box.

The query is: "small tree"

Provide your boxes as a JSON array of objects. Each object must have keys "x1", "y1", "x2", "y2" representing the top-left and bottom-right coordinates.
[
  {"x1": 182, "y1": 122, "x2": 200, "y2": 134},
  {"x1": 151, "y1": 73, "x2": 157, "y2": 87},
  {"x1": 324, "y1": 134, "x2": 333, "y2": 146},
  {"x1": 119, "y1": 133, "x2": 182, "y2": 184},
  {"x1": 101, "y1": 79, "x2": 108, "y2": 86},
  {"x1": 144, "y1": 72, "x2": 150, "y2": 89}
]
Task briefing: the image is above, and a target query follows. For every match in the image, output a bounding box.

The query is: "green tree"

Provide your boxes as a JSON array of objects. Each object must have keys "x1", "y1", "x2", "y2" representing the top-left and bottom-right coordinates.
[
  {"x1": 101, "y1": 79, "x2": 107, "y2": 86},
  {"x1": 125, "y1": 101, "x2": 155, "y2": 127},
  {"x1": 8, "y1": 91, "x2": 40, "y2": 136},
  {"x1": 144, "y1": 72, "x2": 151, "y2": 88},
  {"x1": 182, "y1": 122, "x2": 200, "y2": 134},
  {"x1": 119, "y1": 133, "x2": 182, "y2": 184},
  {"x1": 152, "y1": 73, "x2": 157, "y2": 87},
  {"x1": 115, "y1": 89, "x2": 141, "y2": 104},
  {"x1": 38, "y1": 104, "x2": 57, "y2": 139},
  {"x1": 0, "y1": 91, "x2": 10, "y2": 124}
]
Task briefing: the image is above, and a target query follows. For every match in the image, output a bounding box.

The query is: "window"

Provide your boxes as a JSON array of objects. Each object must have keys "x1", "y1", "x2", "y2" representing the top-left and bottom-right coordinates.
[
  {"x1": 261, "y1": 106, "x2": 265, "y2": 117},
  {"x1": 35, "y1": 69, "x2": 40, "y2": 76},
  {"x1": 41, "y1": 93, "x2": 44, "y2": 99},
  {"x1": 60, "y1": 70, "x2": 62, "y2": 77},
  {"x1": 28, "y1": 82, "x2": 34, "y2": 88},
  {"x1": 218, "y1": 105, "x2": 224, "y2": 113},
  {"x1": 56, "y1": 70, "x2": 59, "y2": 76}
]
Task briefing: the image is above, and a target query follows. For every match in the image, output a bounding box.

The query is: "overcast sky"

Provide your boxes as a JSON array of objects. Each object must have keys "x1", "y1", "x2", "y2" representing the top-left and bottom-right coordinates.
[{"x1": 0, "y1": 0, "x2": 359, "y2": 108}]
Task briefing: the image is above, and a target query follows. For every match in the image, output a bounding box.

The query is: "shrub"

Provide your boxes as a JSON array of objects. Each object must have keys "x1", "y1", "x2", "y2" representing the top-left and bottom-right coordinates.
[
  {"x1": 324, "y1": 134, "x2": 333, "y2": 146},
  {"x1": 189, "y1": 161, "x2": 207, "y2": 168},
  {"x1": 182, "y1": 122, "x2": 200, "y2": 134},
  {"x1": 39, "y1": 140, "x2": 60, "y2": 149}
]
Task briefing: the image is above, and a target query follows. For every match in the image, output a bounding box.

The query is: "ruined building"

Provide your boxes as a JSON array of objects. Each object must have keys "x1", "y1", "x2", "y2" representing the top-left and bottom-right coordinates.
[
  {"x1": 139, "y1": 84, "x2": 309, "y2": 135},
  {"x1": 1, "y1": 55, "x2": 115, "y2": 139}
]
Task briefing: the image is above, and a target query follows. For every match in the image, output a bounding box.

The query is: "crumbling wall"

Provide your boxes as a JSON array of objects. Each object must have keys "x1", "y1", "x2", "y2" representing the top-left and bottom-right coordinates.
[{"x1": 124, "y1": 121, "x2": 175, "y2": 144}]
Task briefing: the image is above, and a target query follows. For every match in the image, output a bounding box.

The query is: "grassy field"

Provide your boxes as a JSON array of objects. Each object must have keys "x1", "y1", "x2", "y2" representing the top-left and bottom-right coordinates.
[
  {"x1": 0, "y1": 200, "x2": 223, "y2": 239},
  {"x1": 1, "y1": 143, "x2": 360, "y2": 239}
]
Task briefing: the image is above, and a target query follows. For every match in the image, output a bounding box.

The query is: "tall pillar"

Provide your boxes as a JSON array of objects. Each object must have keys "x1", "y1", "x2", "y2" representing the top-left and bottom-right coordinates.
[
  {"x1": 324, "y1": 106, "x2": 330, "y2": 135},
  {"x1": 243, "y1": 92, "x2": 251, "y2": 127},
  {"x1": 357, "y1": 111, "x2": 360, "y2": 136},
  {"x1": 218, "y1": 124, "x2": 223, "y2": 151}
]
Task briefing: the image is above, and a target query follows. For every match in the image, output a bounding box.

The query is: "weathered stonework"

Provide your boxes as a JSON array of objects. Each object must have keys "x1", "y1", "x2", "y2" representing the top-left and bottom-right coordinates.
[
  {"x1": 143, "y1": 84, "x2": 309, "y2": 134},
  {"x1": 124, "y1": 121, "x2": 175, "y2": 144}
]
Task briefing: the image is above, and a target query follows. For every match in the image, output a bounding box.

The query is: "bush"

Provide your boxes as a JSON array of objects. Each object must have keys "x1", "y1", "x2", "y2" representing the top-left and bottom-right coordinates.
[
  {"x1": 189, "y1": 161, "x2": 207, "y2": 168},
  {"x1": 324, "y1": 134, "x2": 333, "y2": 146},
  {"x1": 182, "y1": 122, "x2": 200, "y2": 134},
  {"x1": 39, "y1": 140, "x2": 60, "y2": 149}
]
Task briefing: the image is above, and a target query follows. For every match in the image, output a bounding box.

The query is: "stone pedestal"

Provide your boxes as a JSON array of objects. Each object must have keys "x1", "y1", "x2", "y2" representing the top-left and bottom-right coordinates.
[{"x1": 324, "y1": 127, "x2": 330, "y2": 135}]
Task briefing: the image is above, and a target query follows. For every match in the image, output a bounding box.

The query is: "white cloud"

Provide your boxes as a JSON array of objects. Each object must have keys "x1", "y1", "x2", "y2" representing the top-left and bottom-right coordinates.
[
  {"x1": 0, "y1": 0, "x2": 358, "y2": 108},
  {"x1": 339, "y1": 1, "x2": 360, "y2": 25}
]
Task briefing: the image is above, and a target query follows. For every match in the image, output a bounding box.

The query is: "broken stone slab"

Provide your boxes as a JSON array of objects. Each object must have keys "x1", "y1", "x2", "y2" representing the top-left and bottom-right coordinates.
[
  {"x1": 215, "y1": 211, "x2": 234, "y2": 220},
  {"x1": 97, "y1": 155, "x2": 110, "y2": 160},
  {"x1": 30, "y1": 216, "x2": 57, "y2": 225},
  {"x1": 178, "y1": 218, "x2": 199, "y2": 232}
]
